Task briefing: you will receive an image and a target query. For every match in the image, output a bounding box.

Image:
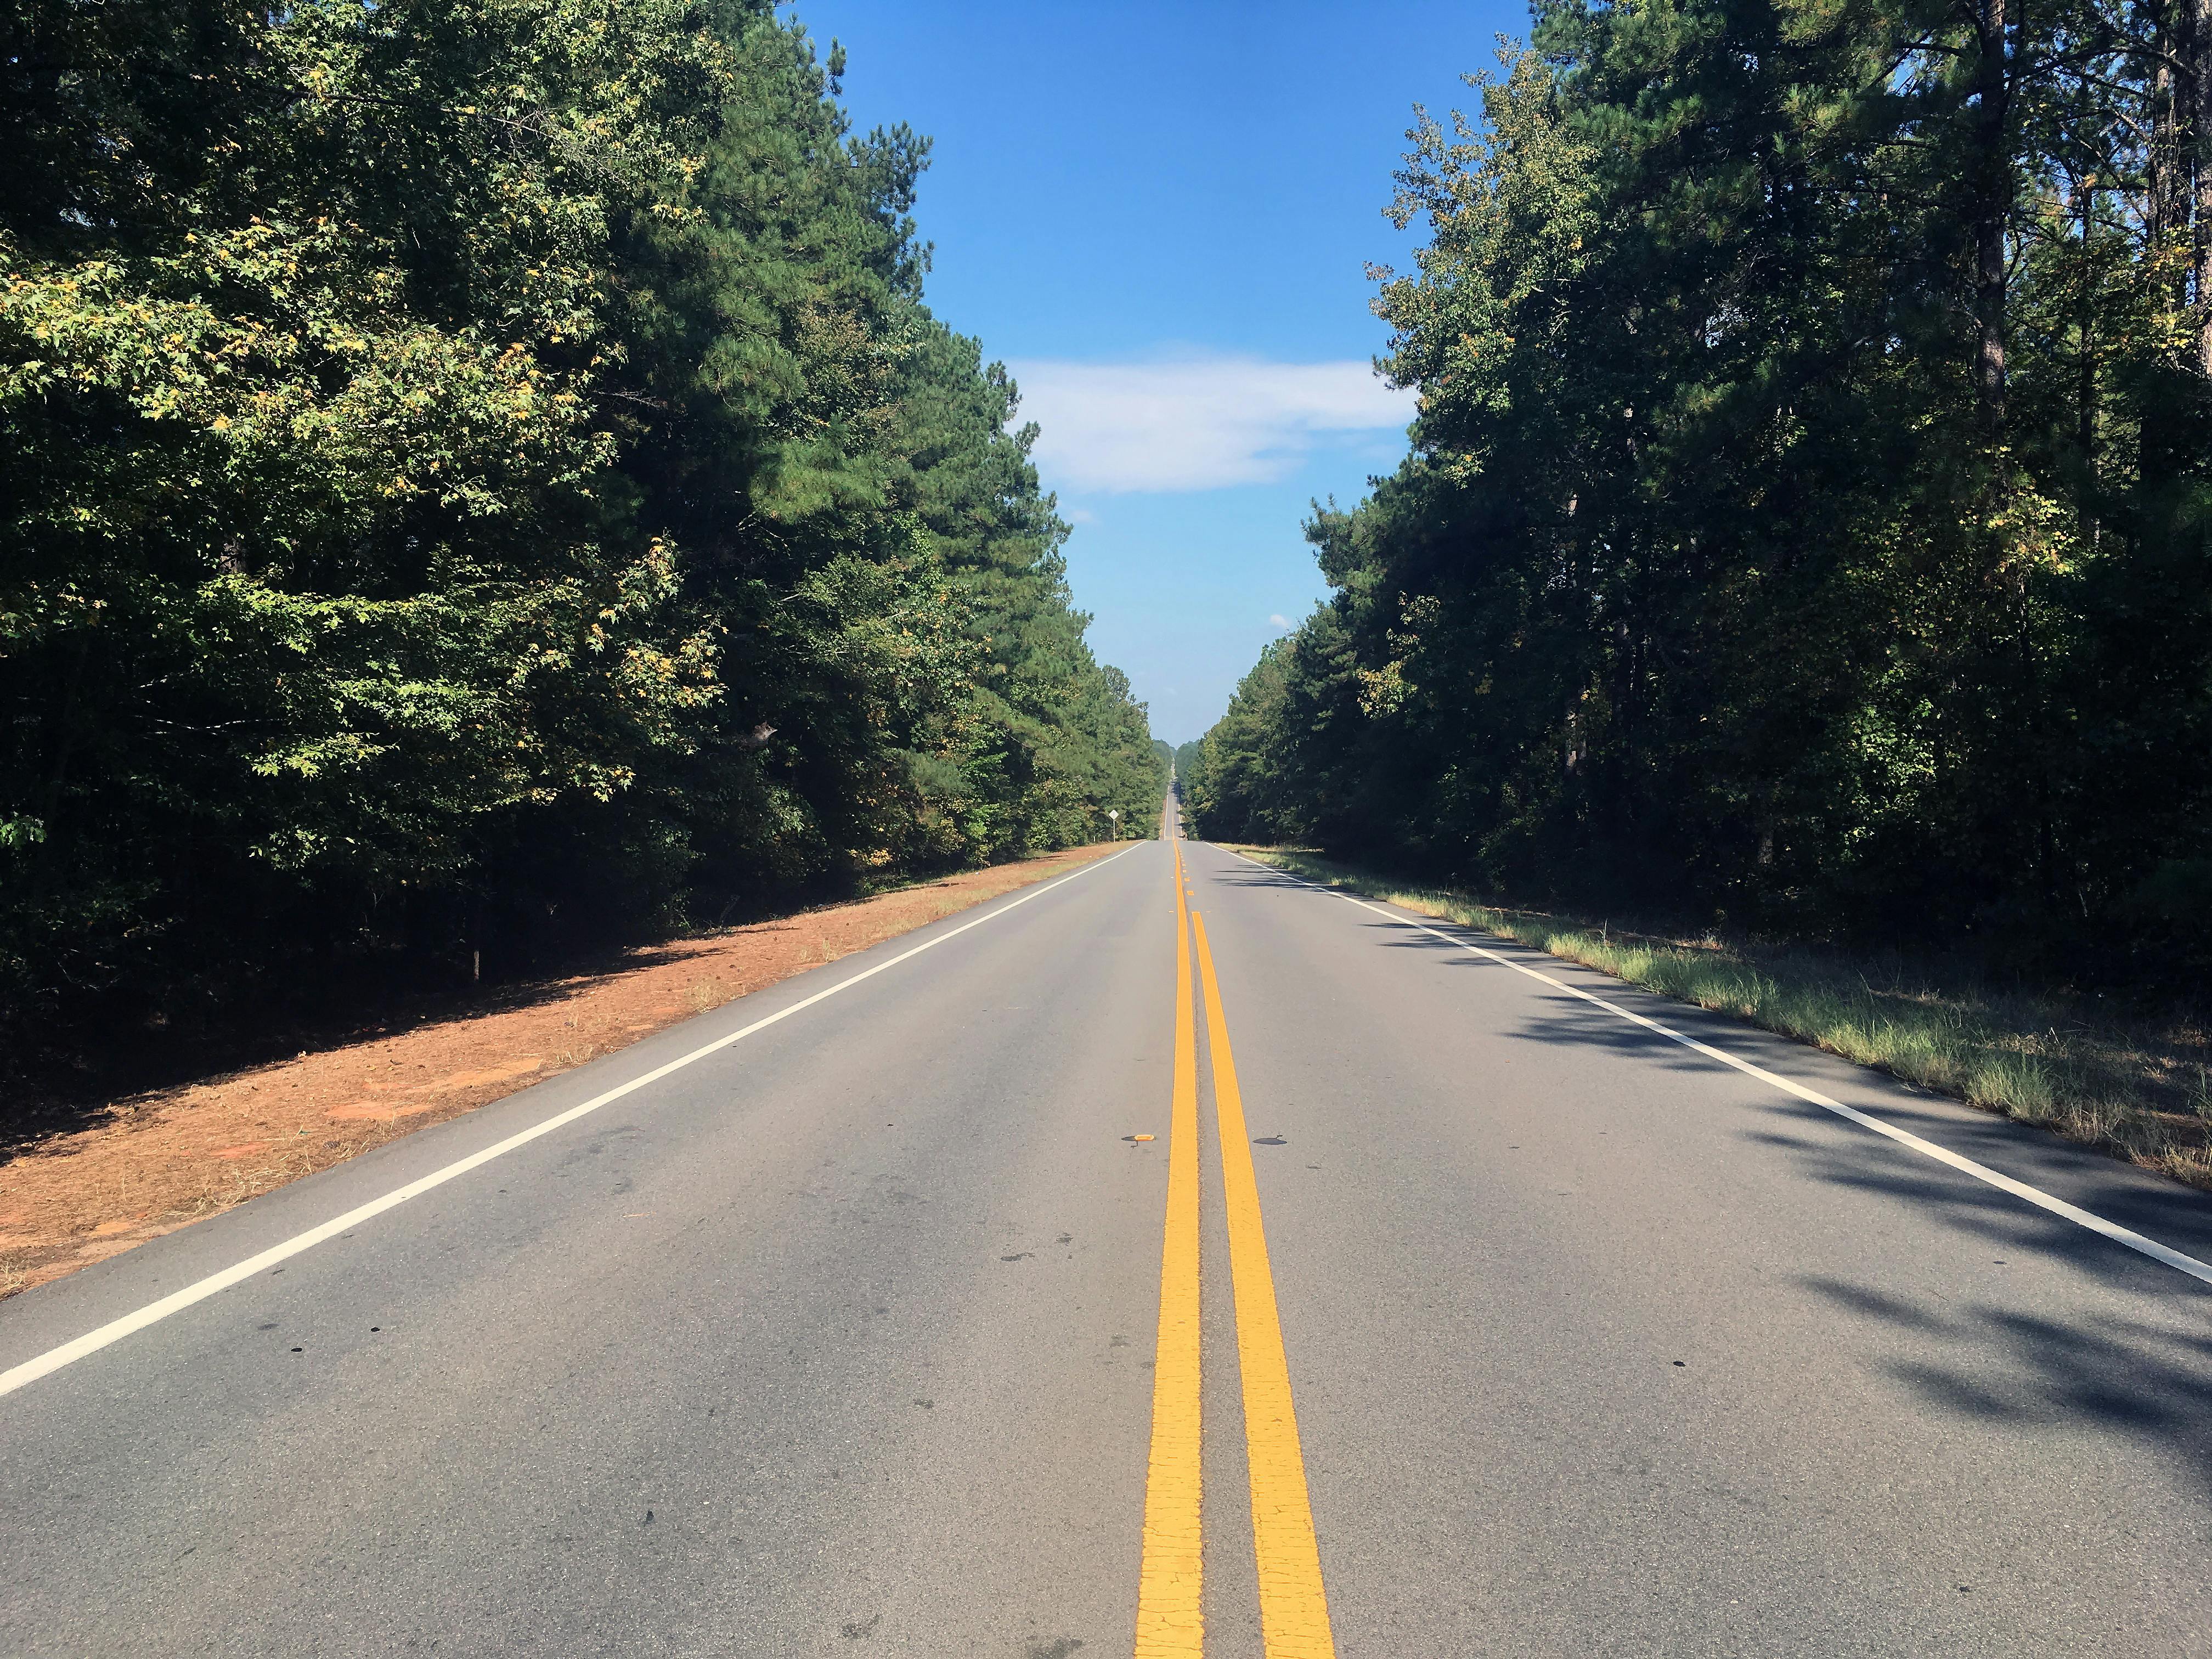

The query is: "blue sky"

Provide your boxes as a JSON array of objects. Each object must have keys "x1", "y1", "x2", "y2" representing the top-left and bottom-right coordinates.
[{"x1": 806, "y1": 0, "x2": 1529, "y2": 742}]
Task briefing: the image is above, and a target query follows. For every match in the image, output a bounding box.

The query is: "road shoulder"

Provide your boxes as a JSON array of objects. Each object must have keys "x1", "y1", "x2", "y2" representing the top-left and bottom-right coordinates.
[{"x1": 0, "y1": 843, "x2": 1126, "y2": 1300}]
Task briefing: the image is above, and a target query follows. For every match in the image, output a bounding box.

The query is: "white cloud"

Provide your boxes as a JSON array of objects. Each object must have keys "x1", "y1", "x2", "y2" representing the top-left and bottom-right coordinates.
[
  {"x1": 1006, "y1": 356, "x2": 1415, "y2": 494},
  {"x1": 1268, "y1": 614, "x2": 1293, "y2": 630},
  {"x1": 1060, "y1": 505, "x2": 1098, "y2": 525}
]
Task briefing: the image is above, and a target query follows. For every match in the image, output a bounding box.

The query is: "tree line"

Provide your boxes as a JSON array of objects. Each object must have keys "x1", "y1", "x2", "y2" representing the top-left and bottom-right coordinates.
[
  {"x1": 1, "y1": 0, "x2": 1163, "y2": 1054},
  {"x1": 1186, "y1": 0, "x2": 2212, "y2": 972}
]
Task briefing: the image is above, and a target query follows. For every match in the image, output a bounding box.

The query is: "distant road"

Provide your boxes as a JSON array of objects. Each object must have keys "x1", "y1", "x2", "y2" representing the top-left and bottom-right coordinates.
[{"x1": 5, "y1": 812, "x2": 2211, "y2": 1655}]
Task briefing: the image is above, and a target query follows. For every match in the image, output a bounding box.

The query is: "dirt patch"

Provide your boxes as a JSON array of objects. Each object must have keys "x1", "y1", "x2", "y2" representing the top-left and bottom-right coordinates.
[{"x1": 0, "y1": 843, "x2": 1125, "y2": 1299}]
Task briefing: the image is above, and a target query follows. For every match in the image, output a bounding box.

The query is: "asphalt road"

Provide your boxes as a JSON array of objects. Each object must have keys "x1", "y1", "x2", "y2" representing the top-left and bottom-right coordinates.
[{"x1": 5, "y1": 818, "x2": 2211, "y2": 1657}]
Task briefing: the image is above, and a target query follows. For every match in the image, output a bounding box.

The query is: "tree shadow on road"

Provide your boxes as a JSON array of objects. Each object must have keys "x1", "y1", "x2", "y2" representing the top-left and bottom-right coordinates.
[
  {"x1": 1791, "y1": 1262, "x2": 2212, "y2": 1498},
  {"x1": 1210, "y1": 860, "x2": 2212, "y2": 1505},
  {"x1": 1310, "y1": 904, "x2": 2212, "y2": 1264}
]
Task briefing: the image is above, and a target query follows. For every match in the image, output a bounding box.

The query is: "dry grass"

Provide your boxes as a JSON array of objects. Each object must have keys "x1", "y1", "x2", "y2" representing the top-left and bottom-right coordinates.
[{"x1": 1240, "y1": 847, "x2": 2212, "y2": 1192}]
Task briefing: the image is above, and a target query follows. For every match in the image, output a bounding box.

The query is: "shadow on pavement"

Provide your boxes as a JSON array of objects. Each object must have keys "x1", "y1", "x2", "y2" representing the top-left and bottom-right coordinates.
[
  {"x1": 1265, "y1": 889, "x2": 2212, "y2": 1269},
  {"x1": 1793, "y1": 1265, "x2": 2212, "y2": 1498}
]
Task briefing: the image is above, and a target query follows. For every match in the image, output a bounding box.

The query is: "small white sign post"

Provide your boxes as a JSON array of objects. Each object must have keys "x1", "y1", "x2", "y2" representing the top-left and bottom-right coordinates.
[{"x1": 1108, "y1": 809, "x2": 1121, "y2": 841}]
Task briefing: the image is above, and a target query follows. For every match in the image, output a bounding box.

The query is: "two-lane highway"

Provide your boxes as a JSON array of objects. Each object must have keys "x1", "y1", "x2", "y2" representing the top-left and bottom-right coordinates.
[{"x1": 5, "y1": 825, "x2": 2211, "y2": 1655}]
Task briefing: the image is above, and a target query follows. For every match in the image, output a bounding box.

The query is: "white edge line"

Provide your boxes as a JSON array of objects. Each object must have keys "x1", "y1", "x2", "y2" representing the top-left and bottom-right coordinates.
[
  {"x1": 1215, "y1": 846, "x2": 2212, "y2": 1288},
  {"x1": 0, "y1": 843, "x2": 1146, "y2": 1401}
]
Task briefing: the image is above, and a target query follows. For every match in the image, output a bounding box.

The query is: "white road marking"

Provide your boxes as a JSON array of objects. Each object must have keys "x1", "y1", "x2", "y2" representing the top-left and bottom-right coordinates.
[
  {"x1": 0, "y1": 845, "x2": 1144, "y2": 1401},
  {"x1": 1217, "y1": 847, "x2": 2212, "y2": 1288}
]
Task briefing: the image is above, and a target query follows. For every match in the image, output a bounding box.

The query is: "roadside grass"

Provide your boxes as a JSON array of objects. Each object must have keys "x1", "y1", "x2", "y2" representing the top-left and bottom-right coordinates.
[{"x1": 1236, "y1": 847, "x2": 2212, "y2": 1192}]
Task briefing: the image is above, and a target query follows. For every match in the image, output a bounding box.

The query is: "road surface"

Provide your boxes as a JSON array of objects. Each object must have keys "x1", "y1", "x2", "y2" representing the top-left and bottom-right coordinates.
[{"x1": 5, "y1": 814, "x2": 2210, "y2": 1656}]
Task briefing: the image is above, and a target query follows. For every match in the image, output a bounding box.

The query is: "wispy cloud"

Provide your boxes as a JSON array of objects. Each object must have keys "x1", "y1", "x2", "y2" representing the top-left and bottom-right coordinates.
[
  {"x1": 1268, "y1": 614, "x2": 1293, "y2": 630},
  {"x1": 1006, "y1": 356, "x2": 1414, "y2": 494}
]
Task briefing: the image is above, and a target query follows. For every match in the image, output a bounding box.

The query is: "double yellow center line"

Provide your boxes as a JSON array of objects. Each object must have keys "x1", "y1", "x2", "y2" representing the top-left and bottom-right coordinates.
[
  {"x1": 1136, "y1": 839, "x2": 1337, "y2": 1657},
  {"x1": 1136, "y1": 841, "x2": 1205, "y2": 1650}
]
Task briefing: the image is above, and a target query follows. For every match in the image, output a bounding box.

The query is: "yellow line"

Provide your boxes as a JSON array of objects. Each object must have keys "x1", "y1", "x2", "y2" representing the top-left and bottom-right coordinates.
[
  {"x1": 1193, "y1": 910, "x2": 1338, "y2": 1659},
  {"x1": 1135, "y1": 842, "x2": 1204, "y2": 1656}
]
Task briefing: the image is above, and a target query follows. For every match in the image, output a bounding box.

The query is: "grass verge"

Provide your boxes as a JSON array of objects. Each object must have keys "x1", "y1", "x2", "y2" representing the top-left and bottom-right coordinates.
[{"x1": 1238, "y1": 846, "x2": 2212, "y2": 1193}]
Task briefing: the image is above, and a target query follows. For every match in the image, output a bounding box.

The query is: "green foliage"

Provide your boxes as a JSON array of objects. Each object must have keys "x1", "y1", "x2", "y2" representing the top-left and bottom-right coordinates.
[
  {"x1": 0, "y1": 0, "x2": 1158, "y2": 1045},
  {"x1": 1193, "y1": 0, "x2": 2212, "y2": 977}
]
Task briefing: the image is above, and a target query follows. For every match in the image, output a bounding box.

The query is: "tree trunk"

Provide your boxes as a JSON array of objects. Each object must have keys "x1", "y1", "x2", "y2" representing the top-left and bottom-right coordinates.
[
  {"x1": 2076, "y1": 161, "x2": 2095, "y2": 480},
  {"x1": 2149, "y1": 0, "x2": 2176, "y2": 248},
  {"x1": 1971, "y1": 0, "x2": 2013, "y2": 428},
  {"x1": 2193, "y1": 0, "x2": 2212, "y2": 371}
]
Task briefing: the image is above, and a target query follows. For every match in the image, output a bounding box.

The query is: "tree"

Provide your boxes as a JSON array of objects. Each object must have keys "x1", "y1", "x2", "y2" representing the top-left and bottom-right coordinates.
[
  {"x1": 1195, "y1": 0, "x2": 2212, "y2": 969},
  {"x1": 0, "y1": 0, "x2": 1160, "y2": 1059}
]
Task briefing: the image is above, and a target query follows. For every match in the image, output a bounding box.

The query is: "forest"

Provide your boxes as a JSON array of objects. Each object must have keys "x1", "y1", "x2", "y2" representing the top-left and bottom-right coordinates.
[
  {"x1": 1186, "y1": 0, "x2": 2212, "y2": 976},
  {"x1": 1, "y1": 0, "x2": 1163, "y2": 1056}
]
